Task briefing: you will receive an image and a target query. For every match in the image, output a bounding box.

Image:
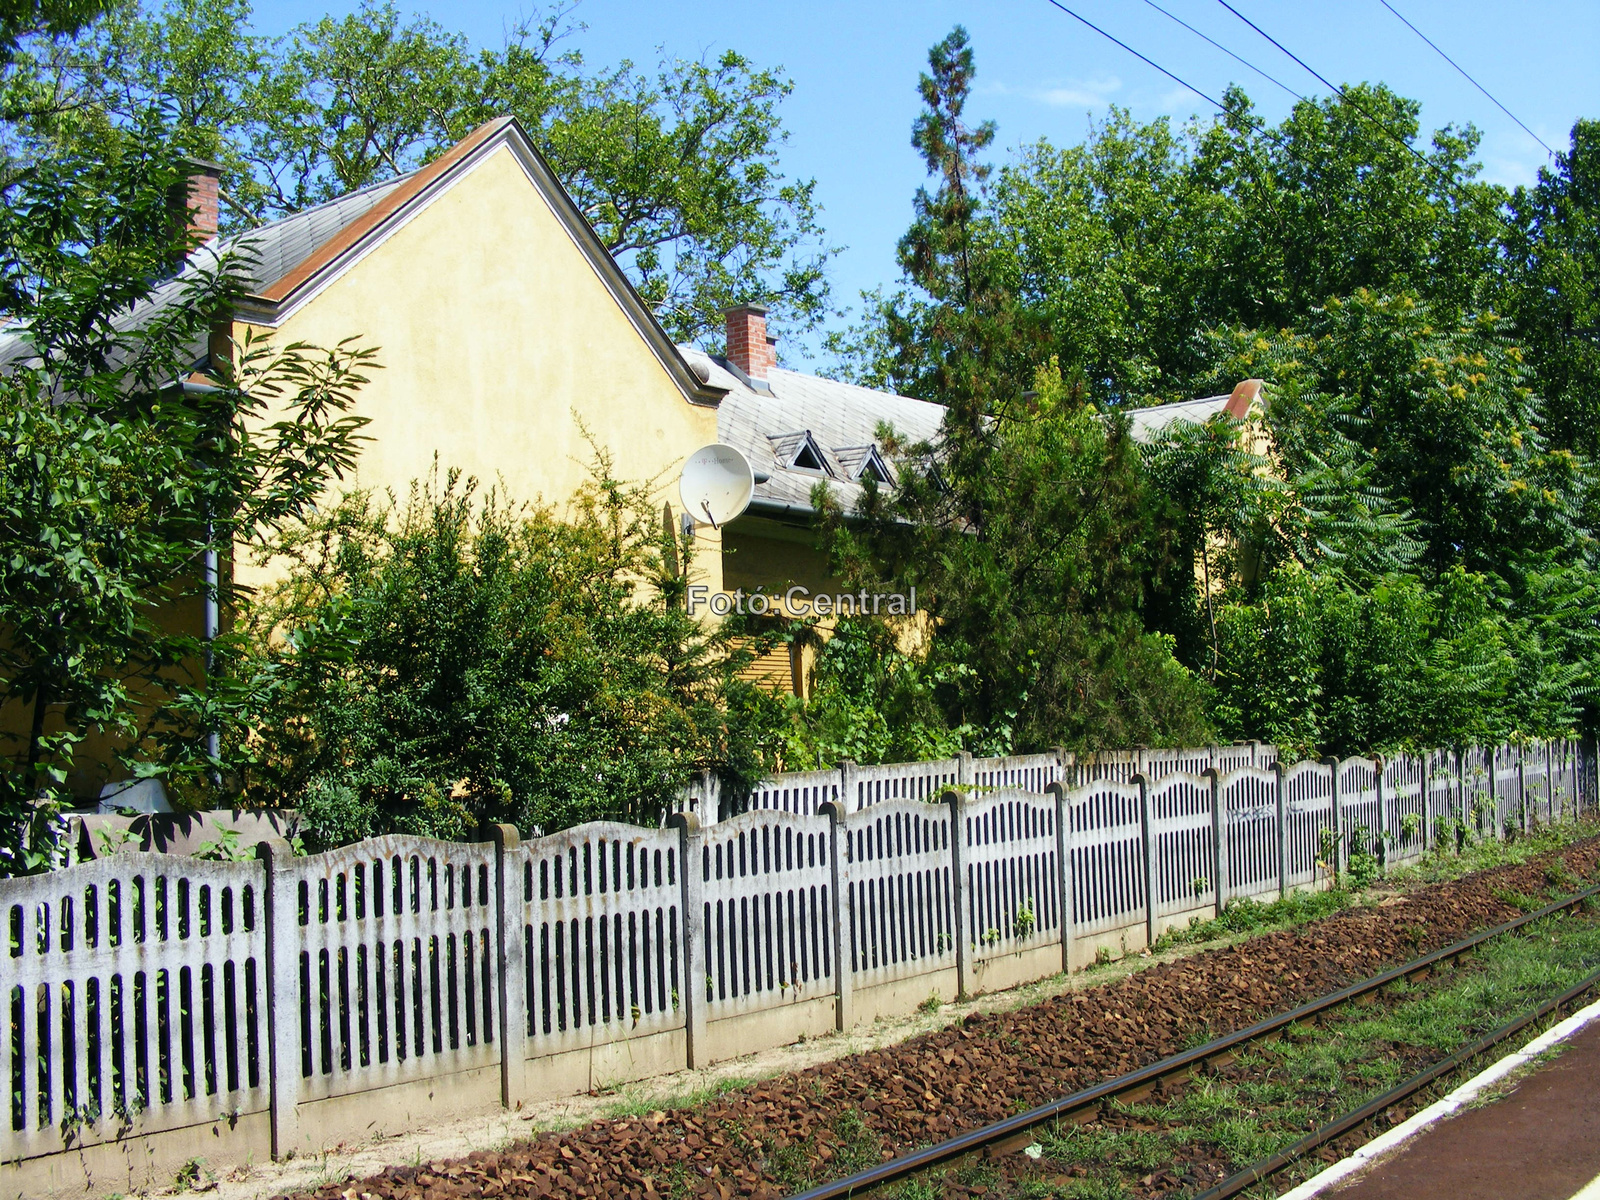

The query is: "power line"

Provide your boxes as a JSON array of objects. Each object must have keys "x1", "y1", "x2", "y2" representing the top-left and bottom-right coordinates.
[
  {"x1": 1036, "y1": 0, "x2": 1484, "y2": 218},
  {"x1": 1136, "y1": 0, "x2": 1304, "y2": 102},
  {"x1": 1040, "y1": 0, "x2": 1225, "y2": 110},
  {"x1": 1377, "y1": 0, "x2": 1557, "y2": 158},
  {"x1": 1212, "y1": 0, "x2": 1435, "y2": 169}
]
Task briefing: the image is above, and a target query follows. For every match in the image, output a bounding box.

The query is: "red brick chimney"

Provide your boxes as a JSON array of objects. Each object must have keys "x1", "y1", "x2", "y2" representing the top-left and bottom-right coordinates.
[
  {"x1": 725, "y1": 304, "x2": 776, "y2": 381},
  {"x1": 171, "y1": 158, "x2": 224, "y2": 246}
]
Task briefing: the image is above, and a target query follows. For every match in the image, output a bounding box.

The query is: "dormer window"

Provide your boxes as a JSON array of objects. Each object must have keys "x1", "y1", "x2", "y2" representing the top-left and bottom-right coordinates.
[
  {"x1": 768, "y1": 430, "x2": 832, "y2": 475},
  {"x1": 836, "y1": 444, "x2": 894, "y2": 485}
]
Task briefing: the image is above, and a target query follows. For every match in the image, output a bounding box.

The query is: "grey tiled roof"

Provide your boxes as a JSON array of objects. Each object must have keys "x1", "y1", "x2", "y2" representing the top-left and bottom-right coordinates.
[
  {"x1": 1122, "y1": 394, "x2": 1236, "y2": 443},
  {"x1": 227, "y1": 178, "x2": 406, "y2": 295},
  {"x1": 680, "y1": 346, "x2": 946, "y2": 515},
  {"x1": 0, "y1": 177, "x2": 409, "y2": 378},
  {"x1": 685, "y1": 346, "x2": 1242, "y2": 515}
]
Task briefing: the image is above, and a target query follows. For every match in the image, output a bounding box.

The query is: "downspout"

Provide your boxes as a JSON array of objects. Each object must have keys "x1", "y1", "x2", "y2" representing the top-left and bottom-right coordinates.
[{"x1": 183, "y1": 380, "x2": 226, "y2": 788}]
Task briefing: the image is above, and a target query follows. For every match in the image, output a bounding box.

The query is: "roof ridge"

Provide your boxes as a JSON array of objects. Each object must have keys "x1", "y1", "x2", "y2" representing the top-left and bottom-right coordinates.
[{"x1": 251, "y1": 115, "x2": 516, "y2": 305}]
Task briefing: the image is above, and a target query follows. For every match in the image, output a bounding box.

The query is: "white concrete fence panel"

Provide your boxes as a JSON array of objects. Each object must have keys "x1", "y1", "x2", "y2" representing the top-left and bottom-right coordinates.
[{"x1": 4, "y1": 737, "x2": 1594, "y2": 1197}]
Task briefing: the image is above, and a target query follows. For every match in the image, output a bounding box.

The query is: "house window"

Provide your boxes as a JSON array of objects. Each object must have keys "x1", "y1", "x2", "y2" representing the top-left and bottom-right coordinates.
[
  {"x1": 792, "y1": 440, "x2": 825, "y2": 472},
  {"x1": 835, "y1": 443, "x2": 894, "y2": 485},
  {"x1": 769, "y1": 430, "x2": 832, "y2": 475},
  {"x1": 858, "y1": 448, "x2": 891, "y2": 484}
]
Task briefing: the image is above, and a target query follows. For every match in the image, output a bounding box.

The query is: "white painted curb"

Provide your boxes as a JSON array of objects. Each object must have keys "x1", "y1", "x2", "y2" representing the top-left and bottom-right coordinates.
[{"x1": 1277, "y1": 995, "x2": 1600, "y2": 1200}]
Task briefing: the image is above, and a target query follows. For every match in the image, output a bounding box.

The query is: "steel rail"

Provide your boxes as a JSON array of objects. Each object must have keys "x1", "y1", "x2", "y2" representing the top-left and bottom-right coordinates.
[
  {"x1": 785, "y1": 883, "x2": 1600, "y2": 1200},
  {"x1": 1191, "y1": 964, "x2": 1600, "y2": 1199}
]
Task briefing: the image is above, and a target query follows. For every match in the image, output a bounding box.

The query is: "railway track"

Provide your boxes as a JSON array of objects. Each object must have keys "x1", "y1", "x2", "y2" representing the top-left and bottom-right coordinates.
[{"x1": 788, "y1": 884, "x2": 1600, "y2": 1200}]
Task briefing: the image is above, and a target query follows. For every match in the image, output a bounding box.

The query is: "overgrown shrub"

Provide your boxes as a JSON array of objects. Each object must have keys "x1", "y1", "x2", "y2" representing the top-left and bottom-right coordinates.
[{"x1": 229, "y1": 460, "x2": 775, "y2": 843}]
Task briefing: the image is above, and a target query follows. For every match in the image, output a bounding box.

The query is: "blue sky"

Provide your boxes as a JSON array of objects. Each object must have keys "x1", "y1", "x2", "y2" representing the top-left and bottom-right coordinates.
[{"x1": 252, "y1": 0, "x2": 1600, "y2": 360}]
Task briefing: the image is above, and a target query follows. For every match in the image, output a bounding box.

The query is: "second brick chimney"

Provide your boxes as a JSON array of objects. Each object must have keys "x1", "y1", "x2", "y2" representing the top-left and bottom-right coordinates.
[
  {"x1": 725, "y1": 304, "x2": 776, "y2": 381},
  {"x1": 171, "y1": 158, "x2": 224, "y2": 246}
]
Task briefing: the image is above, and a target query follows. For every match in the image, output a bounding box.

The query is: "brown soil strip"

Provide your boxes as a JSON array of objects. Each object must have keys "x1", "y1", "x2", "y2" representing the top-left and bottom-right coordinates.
[{"x1": 267, "y1": 838, "x2": 1600, "y2": 1200}]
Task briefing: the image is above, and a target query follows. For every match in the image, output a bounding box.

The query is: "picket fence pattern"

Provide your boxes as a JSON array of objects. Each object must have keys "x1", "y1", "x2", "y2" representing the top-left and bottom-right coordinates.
[
  {"x1": 4, "y1": 739, "x2": 1594, "y2": 1191},
  {"x1": 715, "y1": 743, "x2": 1280, "y2": 821}
]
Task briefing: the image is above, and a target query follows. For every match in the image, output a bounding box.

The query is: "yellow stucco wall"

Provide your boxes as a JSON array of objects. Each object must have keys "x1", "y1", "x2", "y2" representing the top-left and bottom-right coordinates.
[
  {"x1": 721, "y1": 520, "x2": 836, "y2": 601},
  {"x1": 235, "y1": 142, "x2": 723, "y2": 593}
]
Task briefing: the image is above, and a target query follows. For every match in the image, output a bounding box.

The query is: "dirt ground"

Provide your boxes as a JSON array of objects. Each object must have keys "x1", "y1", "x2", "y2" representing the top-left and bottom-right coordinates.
[{"x1": 192, "y1": 946, "x2": 1161, "y2": 1200}]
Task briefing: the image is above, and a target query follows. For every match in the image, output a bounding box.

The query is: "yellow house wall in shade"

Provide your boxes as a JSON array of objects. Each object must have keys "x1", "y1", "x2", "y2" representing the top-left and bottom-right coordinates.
[{"x1": 233, "y1": 142, "x2": 723, "y2": 596}]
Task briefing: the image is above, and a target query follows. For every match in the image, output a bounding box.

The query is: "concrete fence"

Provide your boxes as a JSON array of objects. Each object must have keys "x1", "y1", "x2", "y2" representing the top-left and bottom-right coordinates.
[
  {"x1": 685, "y1": 743, "x2": 1282, "y2": 821},
  {"x1": 4, "y1": 738, "x2": 1594, "y2": 1196}
]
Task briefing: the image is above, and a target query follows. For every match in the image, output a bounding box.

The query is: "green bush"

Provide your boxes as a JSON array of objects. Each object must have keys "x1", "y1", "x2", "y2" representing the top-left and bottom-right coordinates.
[{"x1": 230, "y1": 460, "x2": 776, "y2": 841}]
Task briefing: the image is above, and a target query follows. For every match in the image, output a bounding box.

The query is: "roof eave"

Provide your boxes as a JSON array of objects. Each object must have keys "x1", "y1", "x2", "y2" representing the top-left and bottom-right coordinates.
[{"x1": 232, "y1": 115, "x2": 728, "y2": 410}]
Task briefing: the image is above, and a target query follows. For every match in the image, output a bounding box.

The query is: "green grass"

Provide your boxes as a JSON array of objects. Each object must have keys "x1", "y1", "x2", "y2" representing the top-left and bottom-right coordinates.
[
  {"x1": 599, "y1": 1074, "x2": 755, "y2": 1120},
  {"x1": 1034, "y1": 906, "x2": 1600, "y2": 1198},
  {"x1": 1152, "y1": 887, "x2": 1357, "y2": 952},
  {"x1": 1387, "y1": 817, "x2": 1600, "y2": 889}
]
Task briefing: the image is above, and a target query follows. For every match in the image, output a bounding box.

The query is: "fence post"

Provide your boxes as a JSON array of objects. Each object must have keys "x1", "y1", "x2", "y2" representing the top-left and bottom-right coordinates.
[
  {"x1": 958, "y1": 751, "x2": 973, "y2": 791},
  {"x1": 840, "y1": 759, "x2": 860, "y2": 812},
  {"x1": 1481, "y1": 746, "x2": 1491, "y2": 832},
  {"x1": 1374, "y1": 756, "x2": 1391, "y2": 875},
  {"x1": 1419, "y1": 753, "x2": 1432, "y2": 855},
  {"x1": 1137, "y1": 773, "x2": 1157, "y2": 950},
  {"x1": 1048, "y1": 783, "x2": 1073, "y2": 975},
  {"x1": 1545, "y1": 742, "x2": 1557, "y2": 824},
  {"x1": 820, "y1": 801, "x2": 853, "y2": 1031},
  {"x1": 1580, "y1": 739, "x2": 1593, "y2": 825},
  {"x1": 1516, "y1": 747, "x2": 1529, "y2": 834},
  {"x1": 1207, "y1": 768, "x2": 1226, "y2": 916},
  {"x1": 668, "y1": 813, "x2": 708, "y2": 1068},
  {"x1": 1323, "y1": 757, "x2": 1342, "y2": 884},
  {"x1": 1274, "y1": 763, "x2": 1288, "y2": 900},
  {"x1": 256, "y1": 838, "x2": 299, "y2": 1161},
  {"x1": 487, "y1": 823, "x2": 526, "y2": 1109},
  {"x1": 1054, "y1": 747, "x2": 1072, "y2": 789},
  {"x1": 945, "y1": 788, "x2": 971, "y2": 1000}
]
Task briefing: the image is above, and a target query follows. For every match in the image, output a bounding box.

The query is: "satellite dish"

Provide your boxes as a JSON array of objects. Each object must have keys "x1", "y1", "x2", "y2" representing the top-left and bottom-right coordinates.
[{"x1": 680, "y1": 443, "x2": 755, "y2": 529}]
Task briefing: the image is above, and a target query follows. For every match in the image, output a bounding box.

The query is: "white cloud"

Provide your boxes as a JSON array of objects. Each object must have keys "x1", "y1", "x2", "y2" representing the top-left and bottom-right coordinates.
[
  {"x1": 982, "y1": 75, "x2": 1122, "y2": 108},
  {"x1": 1030, "y1": 74, "x2": 1122, "y2": 107},
  {"x1": 1481, "y1": 154, "x2": 1544, "y2": 190}
]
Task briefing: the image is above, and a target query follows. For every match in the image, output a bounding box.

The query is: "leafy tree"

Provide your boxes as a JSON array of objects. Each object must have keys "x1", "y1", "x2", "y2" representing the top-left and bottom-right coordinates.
[
  {"x1": 1140, "y1": 414, "x2": 1284, "y2": 679},
  {"x1": 1495, "y1": 119, "x2": 1600, "y2": 456},
  {"x1": 1210, "y1": 564, "x2": 1516, "y2": 759},
  {"x1": 14, "y1": 0, "x2": 833, "y2": 343},
  {"x1": 1188, "y1": 294, "x2": 1599, "y2": 750},
  {"x1": 849, "y1": 83, "x2": 1508, "y2": 407},
  {"x1": 0, "y1": 118, "x2": 374, "y2": 874},
  {"x1": 767, "y1": 618, "x2": 968, "y2": 770},
  {"x1": 817, "y1": 30, "x2": 1209, "y2": 754},
  {"x1": 835, "y1": 27, "x2": 1039, "y2": 411},
  {"x1": 235, "y1": 461, "x2": 775, "y2": 845}
]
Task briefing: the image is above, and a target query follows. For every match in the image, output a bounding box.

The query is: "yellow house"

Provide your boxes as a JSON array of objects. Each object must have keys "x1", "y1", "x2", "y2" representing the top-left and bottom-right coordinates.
[
  {"x1": 196, "y1": 116, "x2": 945, "y2": 696},
  {"x1": 5, "y1": 115, "x2": 1261, "y2": 799}
]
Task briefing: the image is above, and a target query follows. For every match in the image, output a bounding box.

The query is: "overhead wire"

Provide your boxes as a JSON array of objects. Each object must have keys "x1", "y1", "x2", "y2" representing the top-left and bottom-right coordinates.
[
  {"x1": 1036, "y1": 0, "x2": 1292, "y2": 229},
  {"x1": 1034, "y1": 0, "x2": 1482, "y2": 220},
  {"x1": 1135, "y1": 0, "x2": 1304, "y2": 102},
  {"x1": 1376, "y1": 0, "x2": 1557, "y2": 158},
  {"x1": 1040, "y1": 0, "x2": 1225, "y2": 110},
  {"x1": 1211, "y1": 0, "x2": 1436, "y2": 169}
]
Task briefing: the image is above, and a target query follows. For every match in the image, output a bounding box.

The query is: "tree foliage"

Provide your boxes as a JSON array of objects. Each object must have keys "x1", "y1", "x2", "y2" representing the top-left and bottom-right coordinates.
[
  {"x1": 830, "y1": 28, "x2": 1598, "y2": 759},
  {"x1": 235, "y1": 463, "x2": 775, "y2": 846},
  {"x1": 1494, "y1": 119, "x2": 1600, "y2": 456},
  {"x1": 0, "y1": 118, "x2": 373, "y2": 874},
  {"x1": 5, "y1": 0, "x2": 833, "y2": 343}
]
